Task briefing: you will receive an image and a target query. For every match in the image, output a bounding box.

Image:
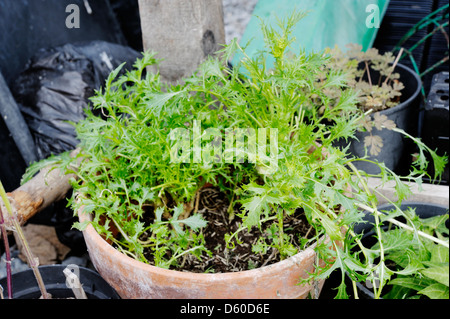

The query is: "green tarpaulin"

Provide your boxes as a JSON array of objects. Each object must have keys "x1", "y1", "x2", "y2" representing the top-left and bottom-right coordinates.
[{"x1": 232, "y1": 0, "x2": 390, "y2": 67}]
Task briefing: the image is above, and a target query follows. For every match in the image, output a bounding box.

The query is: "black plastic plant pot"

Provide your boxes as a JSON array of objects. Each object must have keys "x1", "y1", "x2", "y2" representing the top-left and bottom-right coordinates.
[
  {"x1": 0, "y1": 264, "x2": 120, "y2": 299},
  {"x1": 351, "y1": 202, "x2": 449, "y2": 299},
  {"x1": 346, "y1": 63, "x2": 422, "y2": 175}
]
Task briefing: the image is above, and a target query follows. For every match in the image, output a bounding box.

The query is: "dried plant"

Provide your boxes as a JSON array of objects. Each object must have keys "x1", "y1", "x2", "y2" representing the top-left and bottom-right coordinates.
[
  {"x1": 325, "y1": 44, "x2": 405, "y2": 156},
  {"x1": 0, "y1": 180, "x2": 50, "y2": 299}
]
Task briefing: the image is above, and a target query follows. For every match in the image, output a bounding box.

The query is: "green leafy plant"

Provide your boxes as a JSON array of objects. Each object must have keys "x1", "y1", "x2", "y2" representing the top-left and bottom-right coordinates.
[
  {"x1": 22, "y1": 11, "x2": 447, "y2": 298},
  {"x1": 376, "y1": 208, "x2": 449, "y2": 299}
]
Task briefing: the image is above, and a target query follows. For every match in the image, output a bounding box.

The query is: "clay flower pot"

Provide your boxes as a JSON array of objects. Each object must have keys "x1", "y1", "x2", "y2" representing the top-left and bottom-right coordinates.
[{"x1": 78, "y1": 209, "x2": 328, "y2": 299}]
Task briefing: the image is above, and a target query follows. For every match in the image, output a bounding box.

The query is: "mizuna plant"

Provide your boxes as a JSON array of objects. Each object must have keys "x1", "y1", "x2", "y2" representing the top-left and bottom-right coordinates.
[
  {"x1": 22, "y1": 11, "x2": 447, "y2": 298},
  {"x1": 361, "y1": 205, "x2": 449, "y2": 299}
]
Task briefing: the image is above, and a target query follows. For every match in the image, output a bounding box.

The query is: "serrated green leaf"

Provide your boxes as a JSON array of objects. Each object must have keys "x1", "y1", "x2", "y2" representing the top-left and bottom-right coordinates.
[
  {"x1": 155, "y1": 207, "x2": 164, "y2": 222},
  {"x1": 334, "y1": 191, "x2": 355, "y2": 212},
  {"x1": 105, "y1": 62, "x2": 126, "y2": 92},
  {"x1": 334, "y1": 282, "x2": 350, "y2": 299},
  {"x1": 418, "y1": 283, "x2": 449, "y2": 299},
  {"x1": 420, "y1": 265, "x2": 449, "y2": 287},
  {"x1": 171, "y1": 222, "x2": 184, "y2": 235},
  {"x1": 422, "y1": 214, "x2": 449, "y2": 233},
  {"x1": 179, "y1": 214, "x2": 208, "y2": 231},
  {"x1": 373, "y1": 228, "x2": 414, "y2": 253},
  {"x1": 430, "y1": 245, "x2": 449, "y2": 264},
  {"x1": 72, "y1": 220, "x2": 91, "y2": 231},
  {"x1": 242, "y1": 181, "x2": 267, "y2": 195},
  {"x1": 388, "y1": 276, "x2": 434, "y2": 292},
  {"x1": 383, "y1": 284, "x2": 412, "y2": 299},
  {"x1": 430, "y1": 149, "x2": 448, "y2": 180},
  {"x1": 393, "y1": 259, "x2": 424, "y2": 276},
  {"x1": 280, "y1": 243, "x2": 298, "y2": 257},
  {"x1": 172, "y1": 204, "x2": 184, "y2": 221},
  {"x1": 241, "y1": 195, "x2": 267, "y2": 227},
  {"x1": 141, "y1": 187, "x2": 156, "y2": 203},
  {"x1": 252, "y1": 238, "x2": 269, "y2": 254},
  {"x1": 145, "y1": 90, "x2": 187, "y2": 116},
  {"x1": 392, "y1": 175, "x2": 412, "y2": 203},
  {"x1": 311, "y1": 209, "x2": 341, "y2": 240}
]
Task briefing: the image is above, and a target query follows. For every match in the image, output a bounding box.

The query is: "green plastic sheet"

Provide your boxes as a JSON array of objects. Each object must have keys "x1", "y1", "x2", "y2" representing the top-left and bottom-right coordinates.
[{"x1": 232, "y1": 0, "x2": 390, "y2": 67}]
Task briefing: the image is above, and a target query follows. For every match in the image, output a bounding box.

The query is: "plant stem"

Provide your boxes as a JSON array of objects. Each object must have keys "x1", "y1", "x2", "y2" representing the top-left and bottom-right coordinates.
[
  {"x1": 167, "y1": 245, "x2": 205, "y2": 266},
  {"x1": 111, "y1": 218, "x2": 132, "y2": 243},
  {"x1": 383, "y1": 48, "x2": 404, "y2": 86},
  {"x1": 347, "y1": 162, "x2": 385, "y2": 298},
  {"x1": 364, "y1": 61, "x2": 372, "y2": 87},
  {"x1": 0, "y1": 206, "x2": 12, "y2": 299},
  {"x1": 351, "y1": 279, "x2": 359, "y2": 299},
  {"x1": 356, "y1": 203, "x2": 449, "y2": 248},
  {"x1": 277, "y1": 207, "x2": 285, "y2": 259},
  {"x1": 0, "y1": 181, "x2": 50, "y2": 299}
]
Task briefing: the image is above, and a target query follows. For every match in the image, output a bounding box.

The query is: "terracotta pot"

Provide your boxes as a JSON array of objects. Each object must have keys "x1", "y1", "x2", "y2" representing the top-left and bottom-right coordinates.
[{"x1": 78, "y1": 209, "x2": 328, "y2": 299}]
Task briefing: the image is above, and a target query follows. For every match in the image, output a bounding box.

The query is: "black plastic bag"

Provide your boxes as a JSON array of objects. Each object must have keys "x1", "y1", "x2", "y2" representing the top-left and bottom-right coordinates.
[{"x1": 12, "y1": 41, "x2": 141, "y2": 160}]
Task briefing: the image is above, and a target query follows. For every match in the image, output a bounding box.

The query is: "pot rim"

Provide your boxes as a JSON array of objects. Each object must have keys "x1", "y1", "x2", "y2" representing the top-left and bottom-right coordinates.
[
  {"x1": 377, "y1": 63, "x2": 422, "y2": 117},
  {"x1": 78, "y1": 207, "x2": 325, "y2": 281}
]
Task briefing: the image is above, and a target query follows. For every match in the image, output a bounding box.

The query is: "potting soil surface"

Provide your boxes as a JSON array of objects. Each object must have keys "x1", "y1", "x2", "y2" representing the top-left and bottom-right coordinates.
[{"x1": 138, "y1": 187, "x2": 317, "y2": 273}]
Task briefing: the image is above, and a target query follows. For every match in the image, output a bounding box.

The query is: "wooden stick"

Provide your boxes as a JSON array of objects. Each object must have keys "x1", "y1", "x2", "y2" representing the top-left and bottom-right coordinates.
[
  {"x1": 0, "y1": 206, "x2": 13, "y2": 299},
  {"x1": 383, "y1": 48, "x2": 404, "y2": 86},
  {"x1": 1, "y1": 149, "x2": 80, "y2": 227}
]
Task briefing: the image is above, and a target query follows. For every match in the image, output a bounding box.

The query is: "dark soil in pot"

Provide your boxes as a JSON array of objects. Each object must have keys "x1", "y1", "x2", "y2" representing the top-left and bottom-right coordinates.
[
  {"x1": 0, "y1": 264, "x2": 120, "y2": 299},
  {"x1": 122, "y1": 187, "x2": 316, "y2": 273}
]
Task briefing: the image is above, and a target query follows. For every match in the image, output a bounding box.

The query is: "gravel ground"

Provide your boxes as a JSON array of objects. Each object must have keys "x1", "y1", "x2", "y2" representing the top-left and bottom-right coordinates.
[{"x1": 223, "y1": 0, "x2": 258, "y2": 44}]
